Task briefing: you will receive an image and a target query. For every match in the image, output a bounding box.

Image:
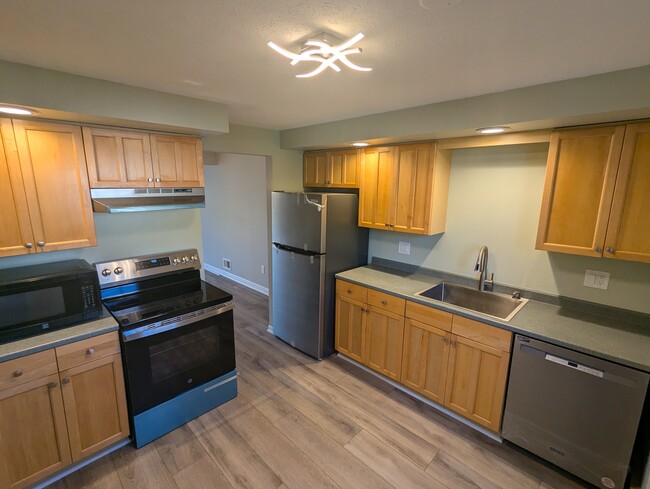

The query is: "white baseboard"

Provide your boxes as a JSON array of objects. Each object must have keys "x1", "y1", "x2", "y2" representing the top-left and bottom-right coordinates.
[
  {"x1": 204, "y1": 263, "x2": 269, "y2": 296},
  {"x1": 336, "y1": 353, "x2": 503, "y2": 443}
]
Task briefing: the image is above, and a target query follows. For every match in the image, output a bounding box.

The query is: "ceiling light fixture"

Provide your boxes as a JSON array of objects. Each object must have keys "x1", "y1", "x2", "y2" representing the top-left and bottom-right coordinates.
[
  {"x1": 0, "y1": 105, "x2": 34, "y2": 116},
  {"x1": 352, "y1": 142, "x2": 369, "y2": 147},
  {"x1": 268, "y1": 32, "x2": 372, "y2": 78},
  {"x1": 475, "y1": 126, "x2": 511, "y2": 134}
]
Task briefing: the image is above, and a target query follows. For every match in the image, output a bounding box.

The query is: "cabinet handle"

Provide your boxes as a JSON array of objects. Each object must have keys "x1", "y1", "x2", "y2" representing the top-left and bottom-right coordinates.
[
  {"x1": 443, "y1": 338, "x2": 449, "y2": 344},
  {"x1": 62, "y1": 377, "x2": 71, "y2": 385},
  {"x1": 606, "y1": 247, "x2": 615, "y2": 253},
  {"x1": 12, "y1": 370, "x2": 23, "y2": 377},
  {"x1": 147, "y1": 177, "x2": 153, "y2": 182},
  {"x1": 48, "y1": 381, "x2": 58, "y2": 389},
  {"x1": 25, "y1": 242, "x2": 33, "y2": 249},
  {"x1": 451, "y1": 340, "x2": 457, "y2": 347},
  {"x1": 381, "y1": 300, "x2": 387, "y2": 305},
  {"x1": 37, "y1": 241, "x2": 45, "y2": 247},
  {"x1": 385, "y1": 223, "x2": 390, "y2": 227},
  {"x1": 86, "y1": 348, "x2": 95, "y2": 355},
  {"x1": 155, "y1": 177, "x2": 161, "y2": 182},
  {"x1": 347, "y1": 288, "x2": 352, "y2": 294},
  {"x1": 594, "y1": 246, "x2": 602, "y2": 253}
]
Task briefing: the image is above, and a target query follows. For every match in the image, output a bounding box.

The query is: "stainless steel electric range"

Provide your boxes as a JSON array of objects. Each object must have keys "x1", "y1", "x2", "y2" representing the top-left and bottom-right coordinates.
[{"x1": 95, "y1": 249, "x2": 237, "y2": 448}]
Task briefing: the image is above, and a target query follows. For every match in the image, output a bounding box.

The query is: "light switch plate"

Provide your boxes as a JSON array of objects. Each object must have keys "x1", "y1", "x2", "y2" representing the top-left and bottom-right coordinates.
[
  {"x1": 398, "y1": 241, "x2": 411, "y2": 255},
  {"x1": 583, "y1": 269, "x2": 610, "y2": 290}
]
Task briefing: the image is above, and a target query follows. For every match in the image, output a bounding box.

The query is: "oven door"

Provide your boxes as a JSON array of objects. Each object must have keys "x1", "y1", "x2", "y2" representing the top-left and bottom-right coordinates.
[{"x1": 121, "y1": 302, "x2": 235, "y2": 415}]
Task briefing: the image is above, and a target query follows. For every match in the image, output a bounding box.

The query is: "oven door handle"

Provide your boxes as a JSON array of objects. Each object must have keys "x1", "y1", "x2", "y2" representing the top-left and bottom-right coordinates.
[{"x1": 122, "y1": 301, "x2": 234, "y2": 342}]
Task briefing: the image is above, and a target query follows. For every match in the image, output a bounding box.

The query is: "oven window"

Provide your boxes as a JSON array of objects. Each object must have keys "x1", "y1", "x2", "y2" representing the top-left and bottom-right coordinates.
[
  {"x1": 0, "y1": 287, "x2": 65, "y2": 328},
  {"x1": 149, "y1": 327, "x2": 220, "y2": 384}
]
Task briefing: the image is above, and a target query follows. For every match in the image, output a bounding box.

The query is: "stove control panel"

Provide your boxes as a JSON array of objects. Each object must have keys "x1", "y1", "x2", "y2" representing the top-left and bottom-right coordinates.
[{"x1": 95, "y1": 249, "x2": 201, "y2": 288}]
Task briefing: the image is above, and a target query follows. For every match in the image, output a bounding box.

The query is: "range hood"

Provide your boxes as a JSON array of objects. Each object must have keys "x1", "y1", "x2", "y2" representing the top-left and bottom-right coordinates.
[{"x1": 91, "y1": 188, "x2": 205, "y2": 213}]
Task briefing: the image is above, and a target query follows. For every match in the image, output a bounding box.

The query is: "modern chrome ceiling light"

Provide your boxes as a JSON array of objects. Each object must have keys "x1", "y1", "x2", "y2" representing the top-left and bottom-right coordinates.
[
  {"x1": 475, "y1": 126, "x2": 511, "y2": 134},
  {"x1": 268, "y1": 32, "x2": 372, "y2": 78},
  {"x1": 0, "y1": 105, "x2": 35, "y2": 115}
]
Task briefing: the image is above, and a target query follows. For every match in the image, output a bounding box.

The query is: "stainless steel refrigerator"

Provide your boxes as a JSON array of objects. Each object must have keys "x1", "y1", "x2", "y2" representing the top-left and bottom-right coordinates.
[{"x1": 271, "y1": 192, "x2": 368, "y2": 359}]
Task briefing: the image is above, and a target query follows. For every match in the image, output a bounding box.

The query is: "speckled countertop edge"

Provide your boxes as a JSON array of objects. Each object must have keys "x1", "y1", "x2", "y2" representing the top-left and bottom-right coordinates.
[
  {"x1": 336, "y1": 265, "x2": 650, "y2": 372},
  {"x1": 0, "y1": 308, "x2": 119, "y2": 363}
]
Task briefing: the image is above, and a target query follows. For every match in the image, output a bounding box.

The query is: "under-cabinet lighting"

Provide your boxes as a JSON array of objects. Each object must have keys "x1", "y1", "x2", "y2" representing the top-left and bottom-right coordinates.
[
  {"x1": 0, "y1": 105, "x2": 34, "y2": 116},
  {"x1": 475, "y1": 126, "x2": 511, "y2": 134},
  {"x1": 352, "y1": 142, "x2": 369, "y2": 147}
]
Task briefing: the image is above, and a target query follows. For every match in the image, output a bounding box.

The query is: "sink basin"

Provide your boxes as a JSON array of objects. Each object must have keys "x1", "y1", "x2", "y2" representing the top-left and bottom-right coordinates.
[{"x1": 416, "y1": 282, "x2": 528, "y2": 321}]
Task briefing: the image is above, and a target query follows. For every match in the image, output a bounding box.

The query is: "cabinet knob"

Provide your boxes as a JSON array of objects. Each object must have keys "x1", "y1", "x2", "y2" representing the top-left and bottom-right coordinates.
[
  {"x1": 451, "y1": 340, "x2": 457, "y2": 347},
  {"x1": 147, "y1": 177, "x2": 153, "y2": 182},
  {"x1": 12, "y1": 370, "x2": 23, "y2": 377},
  {"x1": 443, "y1": 337, "x2": 449, "y2": 344},
  {"x1": 385, "y1": 223, "x2": 390, "y2": 227},
  {"x1": 62, "y1": 377, "x2": 71, "y2": 385},
  {"x1": 25, "y1": 242, "x2": 33, "y2": 249},
  {"x1": 86, "y1": 348, "x2": 95, "y2": 355},
  {"x1": 48, "y1": 381, "x2": 58, "y2": 389},
  {"x1": 381, "y1": 300, "x2": 387, "y2": 305},
  {"x1": 155, "y1": 177, "x2": 161, "y2": 182},
  {"x1": 594, "y1": 246, "x2": 602, "y2": 253},
  {"x1": 37, "y1": 241, "x2": 46, "y2": 247},
  {"x1": 347, "y1": 288, "x2": 352, "y2": 293},
  {"x1": 606, "y1": 247, "x2": 615, "y2": 253}
]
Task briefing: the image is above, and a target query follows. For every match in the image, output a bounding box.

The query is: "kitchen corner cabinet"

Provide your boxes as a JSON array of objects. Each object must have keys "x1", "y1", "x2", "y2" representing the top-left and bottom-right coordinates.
[
  {"x1": 359, "y1": 142, "x2": 450, "y2": 235},
  {"x1": 536, "y1": 122, "x2": 650, "y2": 263},
  {"x1": 150, "y1": 134, "x2": 204, "y2": 187},
  {"x1": 0, "y1": 119, "x2": 96, "y2": 258},
  {"x1": 303, "y1": 149, "x2": 360, "y2": 188},
  {"x1": 0, "y1": 333, "x2": 129, "y2": 489}
]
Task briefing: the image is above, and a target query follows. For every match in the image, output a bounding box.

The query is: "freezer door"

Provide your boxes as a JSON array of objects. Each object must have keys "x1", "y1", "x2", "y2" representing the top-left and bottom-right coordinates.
[
  {"x1": 271, "y1": 246, "x2": 326, "y2": 359},
  {"x1": 272, "y1": 192, "x2": 326, "y2": 253}
]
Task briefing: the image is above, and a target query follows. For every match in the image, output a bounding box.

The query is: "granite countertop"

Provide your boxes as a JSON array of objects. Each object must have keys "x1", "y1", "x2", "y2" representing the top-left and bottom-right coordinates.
[
  {"x1": 0, "y1": 308, "x2": 119, "y2": 363},
  {"x1": 336, "y1": 265, "x2": 650, "y2": 372}
]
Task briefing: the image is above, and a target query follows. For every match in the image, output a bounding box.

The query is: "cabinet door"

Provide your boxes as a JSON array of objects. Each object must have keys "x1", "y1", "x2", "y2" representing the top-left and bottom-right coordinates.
[
  {"x1": 303, "y1": 152, "x2": 327, "y2": 187},
  {"x1": 334, "y1": 295, "x2": 366, "y2": 363},
  {"x1": 59, "y1": 354, "x2": 129, "y2": 461},
  {"x1": 444, "y1": 335, "x2": 510, "y2": 432},
  {"x1": 0, "y1": 119, "x2": 34, "y2": 257},
  {"x1": 358, "y1": 146, "x2": 396, "y2": 230},
  {"x1": 401, "y1": 318, "x2": 450, "y2": 404},
  {"x1": 536, "y1": 126, "x2": 625, "y2": 257},
  {"x1": 329, "y1": 149, "x2": 360, "y2": 188},
  {"x1": 82, "y1": 127, "x2": 154, "y2": 187},
  {"x1": 364, "y1": 306, "x2": 405, "y2": 381},
  {"x1": 150, "y1": 135, "x2": 204, "y2": 187},
  {"x1": 604, "y1": 122, "x2": 650, "y2": 263},
  {"x1": 393, "y1": 143, "x2": 434, "y2": 234},
  {"x1": 12, "y1": 120, "x2": 96, "y2": 252},
  {"x1": 0, "y1": 374, "x2": 71, "y2": 489}
]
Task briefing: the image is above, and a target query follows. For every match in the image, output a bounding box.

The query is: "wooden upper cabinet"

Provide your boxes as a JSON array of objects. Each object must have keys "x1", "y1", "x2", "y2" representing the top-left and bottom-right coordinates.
[
  {"x1": 11, "y1": 120, "x2": 96, "y2": 253},
  {"x1": 603, "y1": 122, "x2": 650, "y2": 263},
  {"x1": 150, "y1": 134, "x2": 204, "y2": 187},
  {"x1": 303, "y1": 152, "x2": 328, "y2": 187},
  {"x1": 536, "y1": 123, "x2": 650, "y2": 263},
  {"x1": 359, "y1": 142, "x2": 450, "y2": 235},
  {"x1": 0, "y1": 119, "x2": 34, "y2": 257},
  {"x1": 83, "y1": 127, "x2": 154, "y2": 187},
  {"x1": 359, "y1": 146, "x2": 396, "y2": 230},
  {"x1": 536, "y1": 126, "x2": 624, "y2": 256},
  {"x1": 303, "y1": 149, "x2": 360, "y2": 188}
]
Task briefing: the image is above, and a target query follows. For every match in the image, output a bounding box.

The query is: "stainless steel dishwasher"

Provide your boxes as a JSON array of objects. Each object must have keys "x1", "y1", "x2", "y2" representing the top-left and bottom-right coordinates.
[{"x1": 503, "y1": 335, "x2": 649, "y2": 489}]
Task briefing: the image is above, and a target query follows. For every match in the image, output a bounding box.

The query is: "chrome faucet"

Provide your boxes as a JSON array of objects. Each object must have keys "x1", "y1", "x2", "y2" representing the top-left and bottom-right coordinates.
[{"x1": 475, "y1": 245, "x2": 494, "y2": 291}]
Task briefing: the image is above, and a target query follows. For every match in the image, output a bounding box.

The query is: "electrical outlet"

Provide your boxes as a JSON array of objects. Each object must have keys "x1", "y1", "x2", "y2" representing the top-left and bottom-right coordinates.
[
  {"x1": 261, "y1": 265, "x2": 265, "y2": 274},
  {"x1": 222, "y1": 258, "x2": 231, "y2": 271},
  {"x1": 398, "y1": 241, "x2": 411, "y2": 255},
  {"x1": 583, "y1": 269, "x2": 610, "y2": 290}
]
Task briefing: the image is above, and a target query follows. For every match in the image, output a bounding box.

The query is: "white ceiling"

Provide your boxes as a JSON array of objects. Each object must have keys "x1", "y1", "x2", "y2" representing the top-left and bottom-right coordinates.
[{"x1": 1, "y1": 0, "x2": 650, "y2": 130}]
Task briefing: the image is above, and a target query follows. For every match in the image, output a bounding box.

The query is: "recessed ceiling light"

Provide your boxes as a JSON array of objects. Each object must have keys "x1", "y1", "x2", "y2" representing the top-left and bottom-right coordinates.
[
  {"x1": 352, "y1": 142, "x2": 369, "y2": 147},
  {"x1": 0, "y1": 105, "x2": 35, "y2": 116},
  {"x1": 475, "y1": 126, "x2": 511, "y2": 134}
]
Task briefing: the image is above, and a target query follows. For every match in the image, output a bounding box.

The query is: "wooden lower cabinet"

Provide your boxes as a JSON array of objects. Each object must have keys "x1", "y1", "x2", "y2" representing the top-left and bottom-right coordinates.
[
  {"x1": 334, "y1": 295, "x2": 366, "y2": 363},
  {"x1": 0, "y1": 333, "x2": 129, "y2": 489},
  {"x1": 444, "y1": 335, "x2": 510, "y2": 432},
  {"x1": 0, "y1": 374, "x2": 71, "y2": 489},
  {"x1": 365, "y1": 306, "x2": 405, "y2": 381}
]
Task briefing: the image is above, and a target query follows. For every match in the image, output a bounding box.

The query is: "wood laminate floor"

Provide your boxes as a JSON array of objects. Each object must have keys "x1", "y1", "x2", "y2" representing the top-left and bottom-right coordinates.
[{"x1": 51, "y1": 273, "x2": 598, "y2": 489}]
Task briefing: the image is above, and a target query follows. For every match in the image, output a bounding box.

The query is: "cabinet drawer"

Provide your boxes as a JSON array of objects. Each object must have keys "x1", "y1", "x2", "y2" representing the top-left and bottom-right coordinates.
[
  {"x1": 55, "y1": 332, "x2": 120, "y2": 371},
  {"x1": 405, "y1": 301, "x2": 452, "y2": 332},
  {"x1": 451, "y1": 316, "x2": 512, "y2": 352},
  {"x1": 367, "y1": 289, "x2": 405, "y2": 315},
  {"x1": 336, "y1": 280, "x2": 367, "y2": 303},
  {"x1": 0, "y1": 349, "x2": 57, "y2": 391}
]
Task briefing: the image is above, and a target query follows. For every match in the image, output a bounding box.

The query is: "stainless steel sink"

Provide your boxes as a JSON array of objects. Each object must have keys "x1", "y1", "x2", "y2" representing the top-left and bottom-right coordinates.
[{"x1": 416, "y1": 282, "x2": 528, "y2": 321}]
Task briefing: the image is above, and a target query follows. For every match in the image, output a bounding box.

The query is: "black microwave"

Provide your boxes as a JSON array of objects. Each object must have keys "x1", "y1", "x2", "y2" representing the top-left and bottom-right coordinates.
[{"x1": 0, "y1": 259, "x2": 102, "y2": 344}]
